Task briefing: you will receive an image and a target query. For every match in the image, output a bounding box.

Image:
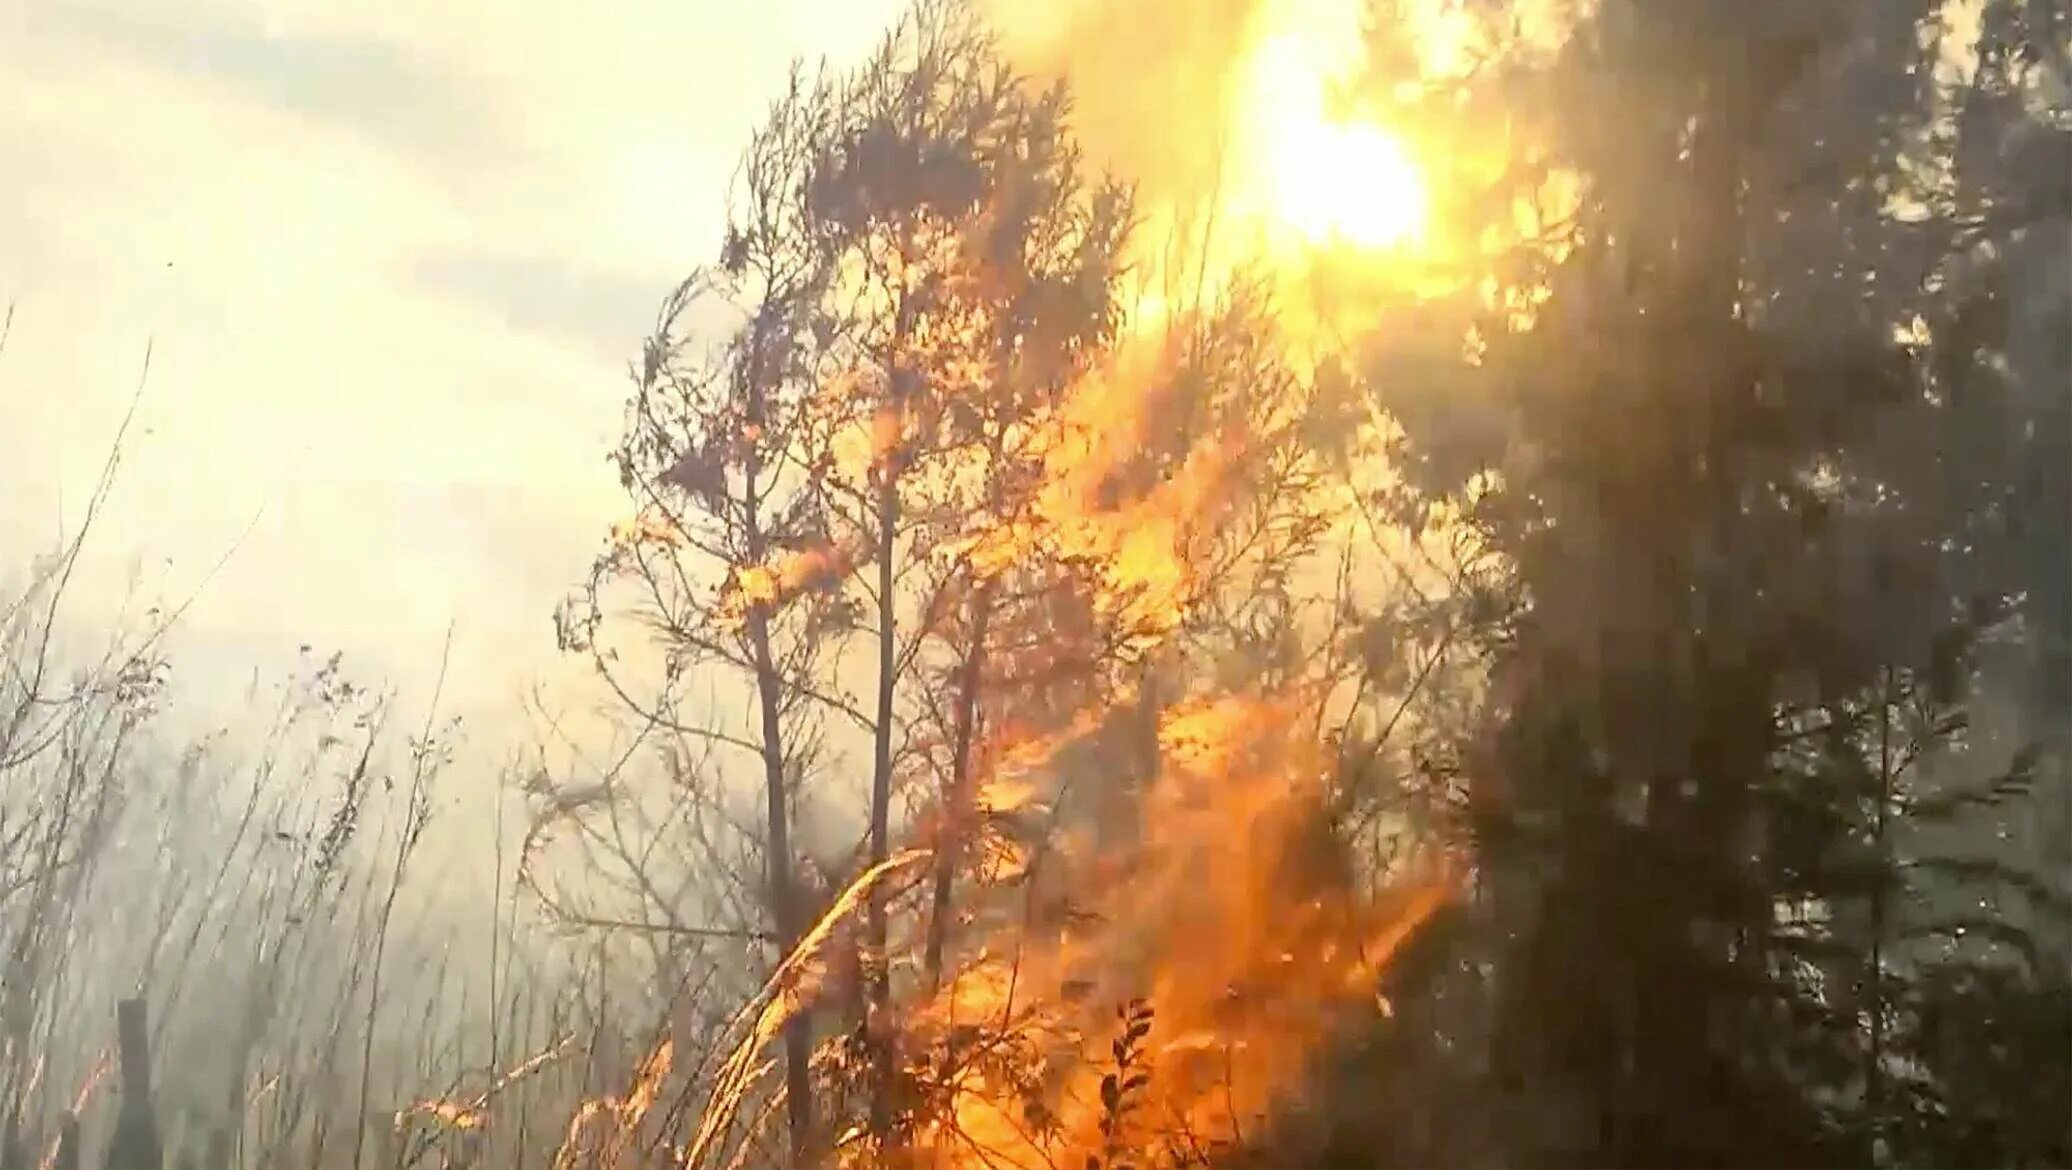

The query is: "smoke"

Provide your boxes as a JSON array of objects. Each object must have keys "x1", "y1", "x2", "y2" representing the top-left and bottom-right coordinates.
[{"x1": 982, "y1": 0, "x2": 1266, "y2": 226}]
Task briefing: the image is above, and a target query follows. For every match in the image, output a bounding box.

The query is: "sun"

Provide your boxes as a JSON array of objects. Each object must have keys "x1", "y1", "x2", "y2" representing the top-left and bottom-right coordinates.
[
  {"x1": 1117, "y1": 0, "x2": 1438, "y2": 331},
  {"x1": 1265, "y1": 118, "x2": 1428, "y2": 249},
  {"x1": 1237, "y1": 17, "x2": 1431, "y2": 254}
]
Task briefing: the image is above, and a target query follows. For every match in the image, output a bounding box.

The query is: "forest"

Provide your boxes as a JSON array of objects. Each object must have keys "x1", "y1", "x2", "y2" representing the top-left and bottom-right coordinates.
[{"x1": 2, "y1": 0, "x2": 2068, "y2": 1166}]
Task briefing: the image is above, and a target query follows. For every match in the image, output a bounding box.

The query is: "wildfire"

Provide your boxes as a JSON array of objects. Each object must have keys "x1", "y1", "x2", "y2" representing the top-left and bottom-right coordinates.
[
  {"x1": 397, "y1": 1037, "x2": 579, "y2": 1133},
  {"x1": 730, "y1": 546, "x2": 848, "y2": 612},
  {"x1": 904, "y1": 694, "x2": 1457, "y2": 1167},
  {"x1": 568, "y1": 6, "x2": 1497, "y2": 1166},
  {"x1": 554, "y1": 1035, "x2": 676, "y2": 1169}
]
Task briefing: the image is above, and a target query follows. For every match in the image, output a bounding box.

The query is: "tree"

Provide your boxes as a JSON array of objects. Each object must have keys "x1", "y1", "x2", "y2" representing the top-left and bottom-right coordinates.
[
  {"x1": 788, "y1": 7, "x2": 1133, "y2": 1142},
  {"x1": 1359, "y1": 0, "x2": 2071, "y2": 1163},
  {"x1": 558, "y1": 1, "x2": 2066, "y2": 1165},
  {"x1": 571, "y1": 3, "x2": 1137, "y2": 1158},
  {"x1": 562, "y1": 60, "x2": 852, "y2": 1159}
]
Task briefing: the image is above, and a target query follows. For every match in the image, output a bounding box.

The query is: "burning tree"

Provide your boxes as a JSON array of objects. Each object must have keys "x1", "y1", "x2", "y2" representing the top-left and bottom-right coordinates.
[{"x1": 557, "y1": 0, "x2": 1467, "y2": 1165}]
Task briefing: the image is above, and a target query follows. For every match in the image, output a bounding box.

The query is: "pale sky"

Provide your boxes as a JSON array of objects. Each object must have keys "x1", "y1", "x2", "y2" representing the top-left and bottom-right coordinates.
[{"x1": 0, "y1": 0, "x2": 905, "y2": 734}]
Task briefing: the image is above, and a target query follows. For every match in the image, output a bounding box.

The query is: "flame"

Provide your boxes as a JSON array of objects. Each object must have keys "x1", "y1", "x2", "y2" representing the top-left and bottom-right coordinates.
[
  {"x1": 397, "y1": 1035, "x2": 579, "y2": 1139},
  {"x1": 558, "y1": 5, "x2": 1541, "y2": 1163},
  {"x1": 986, "y1": 332, "x2": 1256, "y2": 660},
  {"x1": 718, "y1": 544, "x2": 852, "y2": 628},
  {"x1": 608, "y1": 507, "x2": 687, "y2": 553},
  {"x1": 903, "y1": 693, "x2": 1458, "y2": 1167},
  {"x1": 680, "y1": 849, "x2": 935, "y2": 1169},
  {"x1": 554, "y1": 1035, "x2": 675, "y2": 1169}
]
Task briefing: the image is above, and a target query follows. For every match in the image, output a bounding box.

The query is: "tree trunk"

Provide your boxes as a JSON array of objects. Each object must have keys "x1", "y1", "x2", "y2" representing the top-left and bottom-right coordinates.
[
  {"x1": 1658, "y1": 19, "x2": 1756, "y2": 1163},
  {"x1": 749, "y1": 606, "x2": 812, "y2": 1163},
  {"x1": 743, "y1": 365, "x2": 813, "y2": 1165},
  {"x1": 924, "y1": 585, "x2": 994, "y2": 992},
  {"x1": 1867, "y1": 669, "x2": 1893, "y2": 1146},
  {"x1": 106, "y1": 999, "x2": 162, "y2": 1170},
  {"x1": 866, "y1": 447, "x2": 900, "y2": 1150}
]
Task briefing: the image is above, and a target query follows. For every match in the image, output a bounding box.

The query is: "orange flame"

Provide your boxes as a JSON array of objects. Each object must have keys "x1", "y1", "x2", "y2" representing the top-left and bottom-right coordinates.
[
  {"x1": 553, "y1": 1035, "x2": 674, "y2": 1169},
  {"x1": 397, "y1": 1035, "x2": 578, "y2": 1138},
  {"x1": 897, "y1": 692, "x2": 1454, "y2": 1167},
  {"x1": 716, "y1": 544, "x2": 855, "y2": 629}
]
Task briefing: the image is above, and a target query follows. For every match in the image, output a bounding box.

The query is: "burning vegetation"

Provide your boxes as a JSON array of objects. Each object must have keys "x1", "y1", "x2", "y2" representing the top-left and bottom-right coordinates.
[
  {"x1": 5, "y1": 0, "x2": 2068, "y2": 1167},
  {"x1": 550, "y1": 3, "x2": 1484, "y2": 1163}
]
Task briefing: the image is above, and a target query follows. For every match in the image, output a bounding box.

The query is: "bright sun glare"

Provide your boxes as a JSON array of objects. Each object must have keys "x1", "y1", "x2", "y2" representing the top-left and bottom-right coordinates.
[
  {"x1": 1268, "y1": 119, "x2": 1428, "y2": 249},
  {"x1": 1239, "y1": 13, "x2": 1431, "y2": 253}
]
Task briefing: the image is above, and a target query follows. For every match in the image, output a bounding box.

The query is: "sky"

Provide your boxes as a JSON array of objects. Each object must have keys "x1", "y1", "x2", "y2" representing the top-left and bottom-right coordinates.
[{"x1": 0, "y1": 0, "x2": 906, "y2": 736}]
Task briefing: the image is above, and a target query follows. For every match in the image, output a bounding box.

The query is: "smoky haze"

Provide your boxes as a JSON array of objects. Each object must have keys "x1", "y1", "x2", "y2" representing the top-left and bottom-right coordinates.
[{"x1": 1, "y1": 1, "x2": 2066, "y2": 1168}]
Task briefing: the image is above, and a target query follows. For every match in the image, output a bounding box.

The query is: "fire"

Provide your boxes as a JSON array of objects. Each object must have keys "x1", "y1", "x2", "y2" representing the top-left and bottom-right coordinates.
[
  {"x1": 563, "y1": 6, "x2": 1502, "y2": 1165},
  {"x1": 901, "y1": 694, "x2": 1457, "y2": 1167}
]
